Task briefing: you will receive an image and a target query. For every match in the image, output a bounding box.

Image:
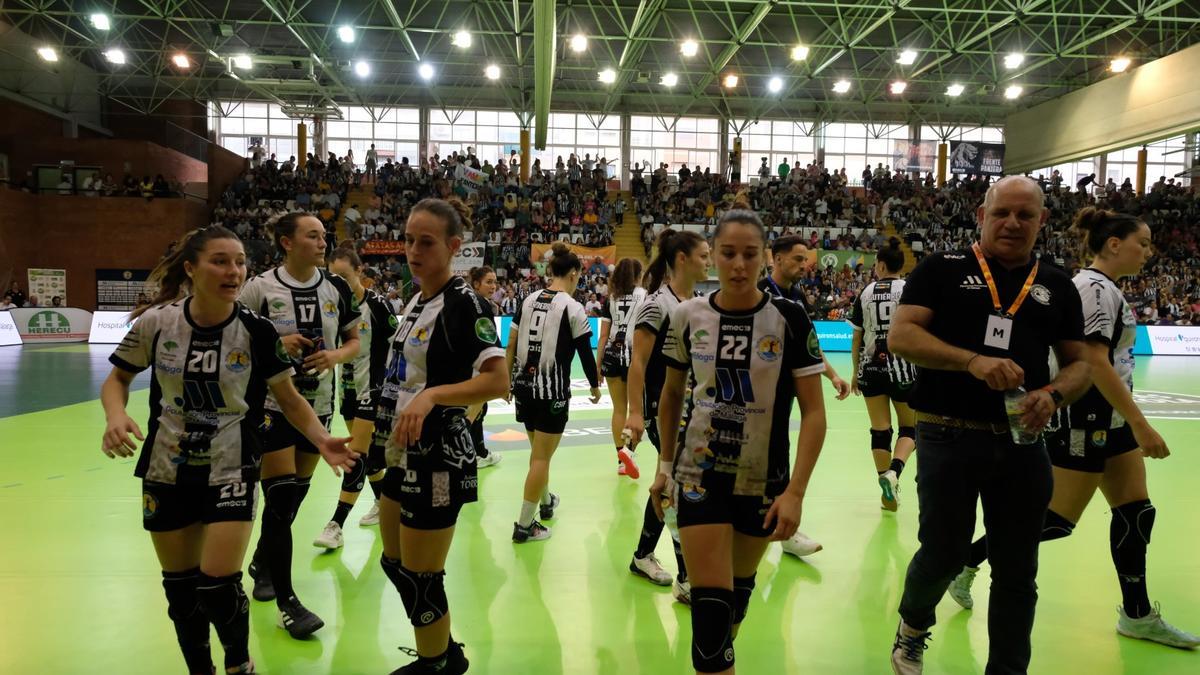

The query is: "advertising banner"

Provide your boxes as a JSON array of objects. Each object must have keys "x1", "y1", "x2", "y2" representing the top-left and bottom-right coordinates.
[
  {"x1": 816, "y1": 249, "x2": 877, "y2": 271},
  {"x1": 452, "y1": 242, "x2": 487, "y2": 274},
  {"x1": 96, "y1": 269, "x2": 151, "y2": 310},
  {"x1": 27, "y1": 268, "x2": 67, "y2": 305},
  {"x1": 361, "y1": 240, "x2": 406, "y2": 256},
  {"x1": 89, "y1": 311, "x2": 137, "y2": 344},
  {"x1": 0, "y1": 310, "x2": 21, "y2": 346},
  {"x1": 949, "y1": 141, "x2": 1006, "y2": 176},
  {"x1": 892, "y1": 140, "x2": 938, "y2": 173},
  {"x1": 1143, "y1": 326, "x2": 1200, "y2": 356},
  {"x1": 531, "y1": 243, "x2": 617, "y2": 267},
  {"x1": 9, "y1": 307, "x2": 92, "y2": 343},
  {"x1": 495, "y1": 316, "x2": 601, "y2": 348}
]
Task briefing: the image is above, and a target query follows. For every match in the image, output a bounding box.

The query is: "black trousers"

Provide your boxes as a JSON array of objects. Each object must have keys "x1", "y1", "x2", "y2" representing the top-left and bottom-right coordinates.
[{"x1": 898, "y1": 422, "x2": 1052, "y2": 675}]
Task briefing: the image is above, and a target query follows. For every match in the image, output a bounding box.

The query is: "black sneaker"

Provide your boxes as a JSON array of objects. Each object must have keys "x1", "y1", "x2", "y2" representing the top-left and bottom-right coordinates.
[
  {"x1": 539, "y1": 493, "x2": 560, "y2": 520},
  {"x1": 247, "y1": 560, "x2": 275, "y2": 602},
  {"x1": 276, "y1": 595, "x2": 324, "y2": 639},
  {"x1": 512, "y1": 520, "x2": 552, "y2": 543},
  {"x1": 390, "y1": 640, "x2": 469, "y2": 675}
]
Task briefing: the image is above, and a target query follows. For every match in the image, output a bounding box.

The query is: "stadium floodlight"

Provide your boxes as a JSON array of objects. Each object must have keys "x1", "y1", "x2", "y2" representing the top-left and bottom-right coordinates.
[
  {"x1": 485, "y1": 64, "x2": 501, "y2": 80},
  {"x1": 598, "y1": 68, "x2": 616, "y2": 84},
  {"x1": 90, "y1": 14, "x2": 110, "y2": 30},
  {"x1": 354, "y1": 60, "x2": 370, "y2": 77},
  {"x1": 897, "y1": 49, "x2": 917, "y2": 65},
  {"x1": 768, "y1": 76, "x2": 783, "y2": 93},
  {"x1": 453, "y1": 30, "x2": 472, "y2": 49},
  {"x1": 104, "y1": 48, "x2": 126, "y2": 65},
  {"x1": 1004, "y1": 85, "x2": 1023, "y2": 100},
  {"x1": 890, "y1": 81, "x2": 907, "y2": 95},
  {"x1": 1110, "y1": 57, "x2": 1131, "y2": 72},
  {"x1": 37, "y1": 46, "x2": 58, "y2": 62},
  {"x1": 172, "y1": 54, "x2": 190, "y2": 69},
  {"x1": 232, "y1": 54, "x2": 252, "y2": 70},
  {"x1": 680, "y1": 40, "x2": 698, "y2": 57},
  {"x1": 946, "y1": 83, "x2": 965, "y2": 97},
  {"x1": 570, "y1": 34, "x2": 588, "y2": 53},
  {"x1": 337, "y1": 26, "x2": 355, "y2": 44},
  {"x1": 418, "y1": 63, "x2": 435, "y2": 80},
  {"x1": 723, "y1": 74, "x2": 738, "y2": 88},
  {"x1": 1004, "y1": 53, "x2": 1024, "y2": 69},
  {"x1": 791, "y1": 44, "x2": 809, "y2": 61},
  {"x1": 832, "y1": 79, "x2": 851, "y2": 93},
  {"x1": 661, "y1": 72, "x2": 678, "y2": 87}
]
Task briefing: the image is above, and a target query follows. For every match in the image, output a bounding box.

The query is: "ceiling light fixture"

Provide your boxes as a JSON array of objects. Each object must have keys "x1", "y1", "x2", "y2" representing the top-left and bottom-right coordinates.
[
  {"x1": 569, "y1": 34, "x2": 588, "y2": 53},
  {"x1": 723, "y1": 73, "x2": 738, "y2": 88},
  {"x1": 832, "y1": 79, "x2": 851, "y2": 93},
  {"x1": 946, "y1": 83, "x2": 965, "y2": 97},
  {"x1": 232, "y1": 54, "x2": 252, "y2": 70},
  {"x1": 1004, "y1": 85, "x2": 1023, "y2": 99},
  {"x1": 897, "y1": 49, "x2": 917, "y2": 65},
  {"x1": 1110, "y1": 57, "x2": 1131, "y2": 72},
  {"x1": 172, "y1": 53, "x2": 190, "y2": 69},
  {"x1": 104, "y1": 48, "x2": 126, "y2": 65},
  {"x1": 598, "y1": 68, "x2": 616, "y2": 84},
  {"x1": 680, "y1": 40, "x2": 698, "y2": 57},
  {"x1": 337, "y1": 26, "x2": 355, "y2": 43},
  {"x1": 354, "y1": 60, "x2": 370, "y2": 77},
  {"x1": 453, "y1": 30, "x2": 472, "y2": 49},
  {"x1": 791, "y1": 44, "x2": 809, "y2": 61},
  {"x1": 485, "y1": 64, "x2": 501, "y2": 80},
  {"x1": 1004, "y1": 53, "x2": 1024, "y2": 69},
  {"x1": 90, "y1": 13, "x2": 110, "y2": 30},
  {"x1": 418, "y1": 63, "x2": 434, "y2": 80},
  {"x1": 36, "y1": 46, "x2": 58, "y2": 62},
  {"x1": 767, "y1": 76, "x2": 783, "y2": 93},
  {"x1": 661, "y1": 72, "x2": 678, "y2": 87},
  {"x1": 890, "y1": 80, "x2": 907, "y2": 94}
]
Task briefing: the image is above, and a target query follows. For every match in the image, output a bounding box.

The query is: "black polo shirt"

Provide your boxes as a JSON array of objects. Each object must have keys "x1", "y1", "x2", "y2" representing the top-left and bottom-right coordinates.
[
  {"x1": 899, "y1": 249, "x2": 1083, "y2": 424},
  {"x1": 757, "y1": 276, "x2": 814, "y2": 315}
]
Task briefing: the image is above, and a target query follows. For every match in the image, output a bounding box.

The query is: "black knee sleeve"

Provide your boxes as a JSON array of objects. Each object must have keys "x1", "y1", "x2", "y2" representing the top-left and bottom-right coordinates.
[
  {"x1": 1043, "y1": 509, "x2": 1077, "y2": 542},
  {"x1": 295, "y1": 475, "x2": 312, "y2": 510},
  {"x1": 1111, "y1": 499, "x2": 1155, "y2": 548},
  {"x1": 733, "y1": 574, "x2": 757, "y2": 625},
  {"x1": 690, "y1": 587, "x2": 735, "y2": 673},
  {"x1": 340, "y1": 454, "x2": 368, "y2": 493},
  {"x1": 162, "y1": 568, "x2": 213, "y2": 674},
  {"x1": 262, "y1": 474, "x2": 299, "y2": 524},
  {"x1": 381, "y1": 556, "x2": 449, "y2": 628},
  {"x1": 197, "y1": 572, "x2": 250, "y2": 668},
  {"x1": 898, "y1": 426, "x2": 916, "y2": 441},
  {"x1": 366, "y1": 444, "x2": 387, "y2": 475},
  {"x1": 871, "y1": 428, "x2": 894, "y2": 451}
]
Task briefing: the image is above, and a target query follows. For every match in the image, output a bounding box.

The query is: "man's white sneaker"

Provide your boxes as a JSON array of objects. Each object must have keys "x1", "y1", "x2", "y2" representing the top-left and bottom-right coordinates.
[
  {"x1": 880, "y1": 470, "x2": 900, "y2": 512},
  {"x1": 891, "y1": 620, "x2": 931, "y2": 674},
  {"x1": 629, "y1": 554, "x2": 672, "y2": 586},
  {"x1": 312, "y1": 521, "x2": 344, "y2": 550},
  {"x1": 948, "y1": 566, "x2": 978, "y2": 610},
  {"x1": 358, "y1": 500, "x2": 380, "y2": 526},
  {"x1": 781, "y1": 530, "x2": 823, "y2": 558},
  {"x1": 672, "y1": 579, "x2": 691, "y2": 605},
  {"x1": 477, "y1": 452, "x2": 502, "y2": 469},
  {"x1": 1117, "y1": 603, "x2": 1200, "y2": 649}
]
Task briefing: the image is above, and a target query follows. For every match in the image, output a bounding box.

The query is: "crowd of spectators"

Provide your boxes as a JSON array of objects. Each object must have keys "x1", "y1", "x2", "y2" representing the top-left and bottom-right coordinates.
[{"x1": 13, "y1": 169, "x2": 184, "y2": 198}]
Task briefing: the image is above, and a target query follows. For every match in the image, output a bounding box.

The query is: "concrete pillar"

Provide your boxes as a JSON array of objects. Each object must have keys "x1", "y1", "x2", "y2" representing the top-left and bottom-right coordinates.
[
  {"x1": 1136, "y1": 146, "x2": 1147, "y2": 195},
  {"x1": 519, "y1": 128, "x2": 531, "y2": 184},
  {"x1": 297, "y1": 123, "x2": 307, "y2": 169},
  {"x1": 620, "y1": 112, "x2": 632, "y2": 191},
  {"x1": 718, "y1": 120, "x2": 729, "y2": 179},
  {"x1": 937, "y1": 143, "x2": 948, "y2": 187}
]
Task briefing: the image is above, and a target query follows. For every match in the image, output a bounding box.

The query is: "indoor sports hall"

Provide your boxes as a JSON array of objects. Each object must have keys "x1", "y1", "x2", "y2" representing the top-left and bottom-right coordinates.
[{"x1": 1, "y1": 2, "x2": 1198, "y2": 674}]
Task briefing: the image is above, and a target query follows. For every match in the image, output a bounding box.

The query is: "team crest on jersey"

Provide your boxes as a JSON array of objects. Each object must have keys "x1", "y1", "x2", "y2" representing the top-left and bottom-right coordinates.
[
  {"x1": 225, "y1": 349, "x2": 250, "y2": 373},
  {"x1": 756, "y1": 335, "x2": 782, "y2": 361},
  {"x1": 1030, "y1": 284, "x2": 1052, "y2": 305},
  {"x1": 270, "y1": 300, "x2": 286, "y2": 311},
  {"x1": 388, "y1": 314, "x2": 399, "y2": 329},
  {"x1": 475, "y1": 317, "x2": 498, "y2": 343},
  {"x1": 681, "y1": 484, "x2": 707, "y2": 502},
  {"x1": 358, "y1": 319, "x2": 370, "y2": 333},
  {"x1": 142, "y1": 492, "x2": 158, "y2": 519},
  {"x1": 260, "y1": 413, "x2": 274, "y2": 431},
  {"x1": 807, "y1": 331, "x2": 823, "y2": 358},
  {"x1": 693, "y1": 447, "x2": 715, "y2": 470},
  {"x1": 1091, "y1": 430, "x2": 1107, "y2": 447},
  {"x1": 322, "y1": 300, "x2": 338, "y2": 317},
  {"x1": 162, "y1": 340, "x2": 179, "y2": 351},
  {"x1": 692, "y1": 329, "x2": 710, "y2": 347},
  {"x1": 274, "y1": 339, "x2": 290, "y2": 363},
  {"x1": 409, "y1": 327, "x2": 430, "y2": 347}
]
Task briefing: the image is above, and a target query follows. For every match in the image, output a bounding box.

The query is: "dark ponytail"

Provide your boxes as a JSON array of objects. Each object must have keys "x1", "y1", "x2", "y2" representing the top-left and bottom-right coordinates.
[
  {"x1": 644, "y1": 229, "x2": 705, "y2": 293},
  {"x1": 1070, "y1": 207, "x2": 1143, "y2": 260},
  {"x1": 877, "y1": 237, "x2": 905, "y2": 274},
  {"x1": 547, "y1": 242, "x2": 582, "y2": 278},
  {"x1": 714, "y1": 190, "x2": 765, "y2": 242},
  {"x1": 609, "y1": 258, "x2": 643, "y2": 297},
  {"x1": 132, "y1": 226, "x2": 241, "y2": 319}
]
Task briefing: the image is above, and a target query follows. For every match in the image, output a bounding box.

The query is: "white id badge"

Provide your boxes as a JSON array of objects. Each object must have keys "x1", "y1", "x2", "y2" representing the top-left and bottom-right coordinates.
[{"x1": 984, "y1": 314, "x2": 1013, "y2": 350}]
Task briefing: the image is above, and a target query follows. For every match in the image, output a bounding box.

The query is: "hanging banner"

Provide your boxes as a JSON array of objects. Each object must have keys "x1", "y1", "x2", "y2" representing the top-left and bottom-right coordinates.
[
  {"x1": 96, "y1": 269, "x2": 151, "y2": 311},
  {"x1": 892, "y1": 140, "x2": 938, "y2": 173},
  {"x1": 452, "y1": 242, "x2": 487, "y2": 274},
  {"x1": 9, "y1": 307, "x2": 93, "y2": 343},
  {"x1": 361, "y1": 240, "x2": 406, "y2": 256},
  {"x1": 531, "y1": 243, "x2": 617, "y2": 267},
  {"x1": 949, "y1": 141, "x2": 1006, "y2": 176},
  {"x1": 0, "y1": 310, "x2": 21, "y2": 346},
  {"x1": 816, "y1": 249, "x2": 877, "y2": 270},
  {"x1": 456, "y1": 166, "x2": 487, "y2": 194},
  {"x1": 27, "y1": 268, "x2": 67, "y2": 305}
]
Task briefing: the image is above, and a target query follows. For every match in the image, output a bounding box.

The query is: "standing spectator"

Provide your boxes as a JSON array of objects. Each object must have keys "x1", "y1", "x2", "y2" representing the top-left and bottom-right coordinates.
[
  {"x1": 0, "y1": 294, "x2": 15, "y2": 310},
  {"x1": 365, "y1": 144, "x2": 378, "y2": 182},
  {"x1": 778, "y1": 158, "x2": 790, "y2": 182},
  {"x1": 249, "y1": 141, "x2": 266, "y2": 169},
  {"x1": 8, "y1": 281, "x2": 26, "y2": 308}
]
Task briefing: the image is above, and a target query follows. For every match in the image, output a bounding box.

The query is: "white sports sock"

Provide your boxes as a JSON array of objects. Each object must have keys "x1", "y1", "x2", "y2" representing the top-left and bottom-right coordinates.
[{"x1": 519, "y1": 500, "x2": 538, "y2": 528}]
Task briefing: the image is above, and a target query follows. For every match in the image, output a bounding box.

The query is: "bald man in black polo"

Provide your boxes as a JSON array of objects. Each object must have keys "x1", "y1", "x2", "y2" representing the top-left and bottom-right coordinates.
[{"x1": 886, "y1": 176, "x2": 1092, "y2": 675}]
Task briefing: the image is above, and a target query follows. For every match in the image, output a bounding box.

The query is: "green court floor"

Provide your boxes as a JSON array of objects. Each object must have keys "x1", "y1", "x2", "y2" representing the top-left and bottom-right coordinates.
[{"x1": 0, "y1": 347, "x2": 1197, "y2": 674}]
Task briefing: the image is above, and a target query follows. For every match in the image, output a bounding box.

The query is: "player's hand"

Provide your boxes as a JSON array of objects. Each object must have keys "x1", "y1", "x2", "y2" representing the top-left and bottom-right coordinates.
[
  {"x1": 303, "y1": 349, "x2": 338, "y2": 373},
  {"x1": 1133, "y1": 421, "x2": 1170, "y2": 459},
  {"x1": 102, "y1": 414, "x2": 144, "y2": 458},
  {"x1": 392, "y1": 390, "x2": 435, "y2": 449},
  {"x1": 830, "y1": 375, "x2": 851, "y2": 400},
  {"x1": 1019, "y1": 389, "x2": 1057, "y2": 432},
  {"x1": 589, "y1": 386, "x2": 602, "y2": 404},
  {"x1": 764, "y1": 491, "x2": 803, "y2": 542},
  {"x1": 967, "y1": 355, "x2": 1024, "y2": 391},
  {"x1": 850, "y1": 376, "x2": 861, "y2": 397},
  {"x1": 317, "y1": 436, "x2": 359, "y2": 477},
  {"x1": 649, "y1": 472, "x2": 671, "y2": 521},
  {"x1": 625, "y1": 414, "x2": 645, "y2": 449},
  {"x1": 280, "y1": 334, "x2": 314, "y2": 359}
]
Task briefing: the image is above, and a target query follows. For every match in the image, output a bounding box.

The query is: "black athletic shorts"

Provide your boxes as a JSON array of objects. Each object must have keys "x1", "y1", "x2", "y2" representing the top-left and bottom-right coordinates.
[
  {"x1": 1047, "y1": 423, "x2": 1138, "y2": 473},
  {"x1": 380, "y1": 448, "x2": 477, "y2": 530},
  {"x1": 259, "y1": 409, "x2": 332, "y2": 454},
  {"x1": 600, "y1": 346, "x2": 628, "y2": 379},
  {"x1": 674, "y1": 481, "x2": 780, "y2": 538},
  {"x1": 342, "y1": 389, "x2": 378, "y2": 424},
  {"x1": 142, "y1": 480, "x2": 258, "y2": 532},
  {"x1": 515, "y1": 396, "x2": 570, "y2": 434},
  {"x1": 857, "y1": 365, "x2": 913, "y2": 402}
]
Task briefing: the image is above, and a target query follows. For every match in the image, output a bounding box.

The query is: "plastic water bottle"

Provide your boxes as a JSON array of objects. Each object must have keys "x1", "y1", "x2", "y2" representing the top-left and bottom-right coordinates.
[{"x1": 1004, "y1": 387, "x2": 1039, "y2": 445}]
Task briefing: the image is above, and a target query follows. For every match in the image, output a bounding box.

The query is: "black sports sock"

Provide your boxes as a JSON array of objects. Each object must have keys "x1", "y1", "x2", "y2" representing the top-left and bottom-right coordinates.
[
  {"x1": 368, "y1": 479, "x2": 383, "y2": 501},
  {"x1": 634, "y1": 496, "x2": 666, "y2": 559},
  {"x1": 260, "y1": 474, "x2": 298, "y2": 600},
  {"x1": 161, "y1": 568, "x2": 213, "y2": 674},
  {"x1": 889, "y1": 458, "x2": 906, "y2": 477},
  {"x1": 1111, "y1": 499, "x2": 1155, "y2": 619},
  {"x1": 968, "y1": 509, "x2": 1076, "y2": 568},
  {"x1": 673, "y1": 533, "x2": 688, "y2": 584},
  {"x1": 331, "y1": 500, "x2": 353, "y2": 527},
  {"x1": 197, "y1": 572, "x2": 251, "y2": 669}
]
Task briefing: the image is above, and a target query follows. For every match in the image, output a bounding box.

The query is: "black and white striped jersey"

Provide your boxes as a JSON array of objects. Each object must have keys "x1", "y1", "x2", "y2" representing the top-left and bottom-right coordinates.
[
  {"x1": 849, "y1": 278, "x2": 917, "y2": 384},
  {"x1": 340, "y1": 288, "x2": 397, "y2": 399},
  {"x1": 378, "y1": 276, "x2": 504, "y2": 466},
  {"x1": 599, "y1": 288, "x2": 647, "y2": 367},
  {"x1": 631, "y1": 285, "x2": 694, "y2": 418},
  {"x1": 511, "y1": 289, "x2": 599, "y2": 400},
  {"x1": 110, "y1": 299, "x2": 294, "y2": 485},
  {"x1": 663, "y1": 293, "x2": 826, "y2": 497},
  {"x1": 239, "y1": 267, "x2": 358, "y2": 416},
  {"x1": 1059, "y1": 268, "x2": 1138, "y2": 429}
]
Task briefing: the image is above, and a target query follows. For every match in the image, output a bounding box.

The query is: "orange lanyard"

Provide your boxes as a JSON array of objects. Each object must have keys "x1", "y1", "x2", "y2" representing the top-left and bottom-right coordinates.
[{"x1": 971, "y1": 243, "x2": 1039, "y2": 318}]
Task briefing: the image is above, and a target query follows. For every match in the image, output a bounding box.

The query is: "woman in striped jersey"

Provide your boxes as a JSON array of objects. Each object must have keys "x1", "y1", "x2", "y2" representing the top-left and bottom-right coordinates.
[
  {"x1": 949, "y1": 208, "x2": 1197, "y2": 648},
  {"x1": 101, "y1": 226, "x2": 357, "y2": 674},
  {"x1": 508, "y1": 242, "x2": 603, "y2": 542},
  {"x1": 625, "y1": 228, "x2": 710, "y2": 599},
  {"x1": 595, "y1": 257, "x2": 645, "y2": 478},
  {"x1": 465, "y1": 266, "x2": 503, "y2": 470},
  {"x1": 848, "y1": 238, "x2": 918, "y2": 511},
  {"x1": 237, "y1": 213, "x2": 360, "y2": 637},
  {"x1": 312, "y1": 248, "x2": 398, "y2": 548}
]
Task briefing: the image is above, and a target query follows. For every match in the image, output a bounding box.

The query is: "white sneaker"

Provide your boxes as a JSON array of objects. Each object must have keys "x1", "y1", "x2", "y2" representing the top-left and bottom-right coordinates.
[
  {"x1": 891, "y1": 620, "x2": 931, "y2": 674},
  {"x1": 477, "y1": 452, "x2": 502, "y2": 469},
  {"x1": 672, "y1": 579, "x2": 691, "y2": 605},
  {"x1": 948, "y1": 566, "x2": 978, "y2": 610},
  {"x1": 781, "y1": 530, "x2": 823, "y2": 558},
  {"x1": 880, "y1": 470, "x2": 900, "y2": 512},
  {"x1": 1117, "y1": 603, "x2": 1200, "y2": 649},
  {"x1": 312, "y1": 521, "x2": 344, "y2": 550},
  {"x1": 629, "y1": 554, "x2": 672, "y2": 586},
  {"x1": 358, "y1": 500, "x2": 380, "y2": 526}
]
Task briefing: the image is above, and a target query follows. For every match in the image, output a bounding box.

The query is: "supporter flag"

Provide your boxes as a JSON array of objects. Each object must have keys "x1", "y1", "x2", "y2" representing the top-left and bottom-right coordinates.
[
  {"x1": 949, "y1": 141, "x2": 1005, "y2": 176},
  {"x1": 456, "y1": 166, "x2": 486, "y2": 194}
]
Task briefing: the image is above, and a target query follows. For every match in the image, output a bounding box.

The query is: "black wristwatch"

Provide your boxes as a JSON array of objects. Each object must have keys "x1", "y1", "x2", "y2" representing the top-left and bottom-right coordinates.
[{"x1": 1040, "y1": 385, "x2": 1064, "y2": 408}]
